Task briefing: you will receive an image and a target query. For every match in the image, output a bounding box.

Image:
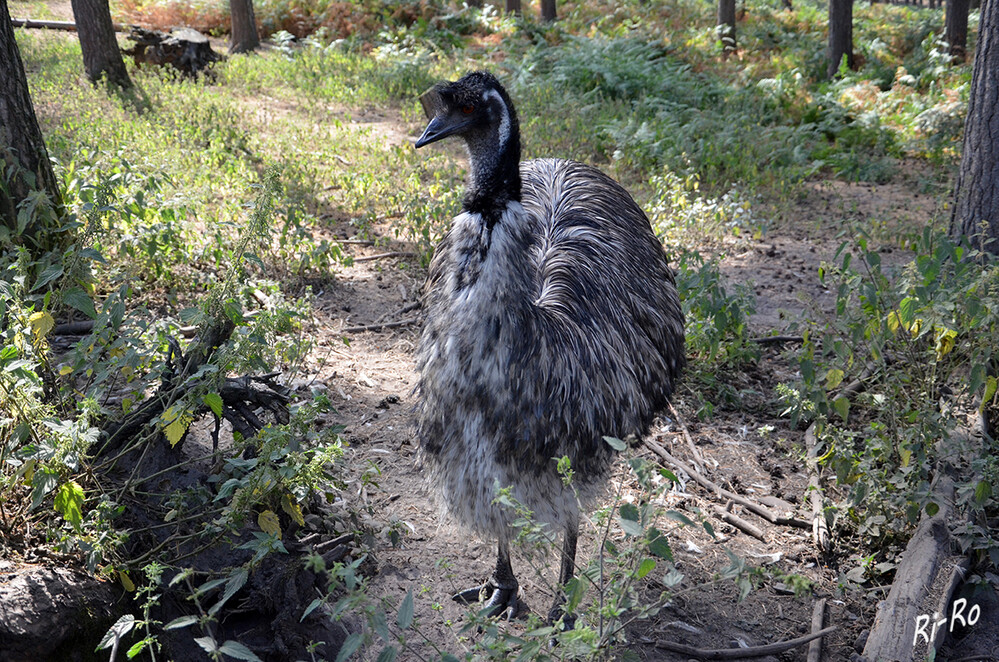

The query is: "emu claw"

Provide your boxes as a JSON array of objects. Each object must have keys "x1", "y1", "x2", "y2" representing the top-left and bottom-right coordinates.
[{"x1": 452, "y1": 577, "x2": 523, "y2": 620}]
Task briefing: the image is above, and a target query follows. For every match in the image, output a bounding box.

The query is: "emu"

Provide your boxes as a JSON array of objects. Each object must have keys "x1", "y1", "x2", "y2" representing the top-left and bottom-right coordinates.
[{"x1": 414, "y1": 71, "x2": 685, "y2": 624}]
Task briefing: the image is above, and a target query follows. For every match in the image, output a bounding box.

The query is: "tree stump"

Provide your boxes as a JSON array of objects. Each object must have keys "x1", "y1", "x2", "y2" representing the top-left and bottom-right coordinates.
[{"x1": 123, "y1": 26, "x2": 223, "y2": 76}]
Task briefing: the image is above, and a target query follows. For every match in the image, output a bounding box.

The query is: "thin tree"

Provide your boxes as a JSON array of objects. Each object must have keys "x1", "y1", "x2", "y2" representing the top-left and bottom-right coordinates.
[
  {"x1": 1, "y1": 4, "x2": 65, "y2": 244},
  {"x1": 229, "y1": 0, "x2": 260, "y2": 54},
  {"x1": 70, "y1": 0, "x2": 131, "y2": 88},
  {"x1": 506, "y1": 0, "x2": 522, "y2": 15},
  {"x1": 827, "y1": 0, "x2": 854, "y2": 77},
  {"x1": 718, "y1": 0, "x2": 737, "y2": 56},
  {"x1": 541, "y1": 0, "x2": 557, "y2": 22},
  {"x1": 945, "y1": 0, "x2": 972, "y2": 61},
  {"x1": 951, "y1": 0, "x2": 999, "y2": 253}
]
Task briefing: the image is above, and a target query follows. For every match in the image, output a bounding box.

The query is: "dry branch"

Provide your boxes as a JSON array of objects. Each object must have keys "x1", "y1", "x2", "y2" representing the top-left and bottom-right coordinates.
[
  {"x1": 710, "y1": 503, "x2": 765, "y2": 540},
  {"x1": 341, "y1": 317, "x2": 417, "y2": 333},
  {"x1": 668, "y1": 401, "x2": 705, "y2": 473},
  {"x1": 10, "y1": 18, "x2": 125, "y2": 31},
  {"x1": 645, "y1": 439, "x2": 811, "y2": 529},
  {"x1": 749, "y1": 334, "x2": 804, "y2": 346},
  {"x1": 806, "y1": 598, "x2": 826, "y2": 662},
  {"x1": 351, "y1": 251, "x2": 416, "y2": 263},
  {"x1": 656, "y1": 625, "x2": 837, "y2": 659},
  {"x1": 804, "y1": 423, "x2": 831, "y2": 552},
  {"x1": 862, "y1": 474, "x2": 960, "y2": 661}
]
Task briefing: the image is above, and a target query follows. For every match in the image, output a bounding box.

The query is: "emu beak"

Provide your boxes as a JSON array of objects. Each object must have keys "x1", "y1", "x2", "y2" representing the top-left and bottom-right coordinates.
[{"x1": 415, "y1": 86, "x2": 472, "y2": 148}]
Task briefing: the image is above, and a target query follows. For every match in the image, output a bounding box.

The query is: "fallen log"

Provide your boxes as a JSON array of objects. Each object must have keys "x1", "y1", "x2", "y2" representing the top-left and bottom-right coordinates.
[
  {"x1": 861, "y1": 473, "x2": 963, "y2": 661},
  {"x1": 10, "y1": 18, "x2": 126, "y2": 31}
]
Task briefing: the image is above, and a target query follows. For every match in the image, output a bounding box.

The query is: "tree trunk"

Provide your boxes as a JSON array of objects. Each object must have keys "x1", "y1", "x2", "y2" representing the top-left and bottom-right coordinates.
[
  {"x1": 718, "y1": 0, "x2": 737, "y2": 55},
  {"x1": 70, "y1": 0, "x2": 131, "y2": 88},
  {"x1": 506, "y1": 0, "x2": 522, "y2": 14},
  {"x1": 541, "y1": 0, "x2": 557, "y2": 22},
  {"x1": 827, "y1": 0, "x2": 854, "y2": 78},
  {"x1": 0, "y1": 3, "x2": 65, "y2": 242},
  {"x1": 950, "y1": 0, "x2": 999, "y2": 253},
  {"x1": 229, "y1": 0, "x2": 259, "y2": 54},
  {"x1": 945, "y1": 0, "x2": 971, "y2": 61}
]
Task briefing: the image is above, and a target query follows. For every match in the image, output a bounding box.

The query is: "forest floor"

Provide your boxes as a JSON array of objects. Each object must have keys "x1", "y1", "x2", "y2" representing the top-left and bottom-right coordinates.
[{"x1": 10, "y1": 5, "x2": 987, "y2": 659}]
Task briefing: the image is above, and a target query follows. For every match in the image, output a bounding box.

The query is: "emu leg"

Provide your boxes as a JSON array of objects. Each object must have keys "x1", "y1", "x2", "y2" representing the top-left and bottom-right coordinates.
[
  {"x1": 452, "y1": 541, "x2": 522, "y2": 619},
  {"x1": 547, "y1": 516, "x2": 579, "y2": 629}
]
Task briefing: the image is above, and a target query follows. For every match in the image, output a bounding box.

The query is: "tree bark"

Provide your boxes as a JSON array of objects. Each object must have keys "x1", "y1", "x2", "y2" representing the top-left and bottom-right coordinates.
[
  {"x1": 229, "y1": 0, "x2": 259, "y2": 54},
  {"x1": 827, "y1": 0, "x2": 854, "y2": 78},
  {"x1": 541, "y1": 0, "x2": 557, "y2": 22},
  {"x1": 70, "y1": 0, "x2": 131, "y2": 88},
  {"x1": 951, "y1": 0, "x2": 999, "y2": 253},
  {"x1": 506, "y1": 0, "x2": 522, "y2": 15},
  {"x1": 0, "y1": 3, "x2": 65, "y2": 240},
  {"x1": 945, "y1": 0, "x2": 971, "y2": 61},
  {"x1": 718, "y1": 0, "x2": 737, "y2": 55}
]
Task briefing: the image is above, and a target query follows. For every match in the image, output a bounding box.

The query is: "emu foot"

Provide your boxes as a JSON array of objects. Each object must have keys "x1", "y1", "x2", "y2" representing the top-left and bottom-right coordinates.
[
  {"x1": 452, "y1": 576, "x2": 524, "y2": 620},
  {"x1": 547, "y1": 602, "x2": 576, "y2": 632}
]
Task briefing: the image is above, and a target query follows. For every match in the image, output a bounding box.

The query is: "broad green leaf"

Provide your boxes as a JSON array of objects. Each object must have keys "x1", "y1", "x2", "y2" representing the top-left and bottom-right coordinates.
[
  {"x1": 974, "y1": 480, "x2": 992, "y2": 505},
  {"x1": 396, "y1": 589, "x2": 414, "y2": 630},
  {"x1": 62, "y1": 287, "x2": 97, "y2": 319},
  {"x1": 636, "y1": 558, "x2": 656, "y2": 578},
  {"x1": 824, "y1": 368, "x2": 844, "y2": 390},
  {"x1": 335, "y1": 632, "x2": 364, "y2": 662},
  {"x1": 301, "y1": 598, "x2": 323, "y2": 622},
  {"x1": 619, "y1": 503, "x2": 640, "y2": 521},
  {"x1": 161, "y1": 405, "x2": 191, "y2": 447},
  {"x1": 257, "y1": 510, "x2": 281, "y2": 538},
  {"x1": 126, "y1": 638, "x2": 150, "y2": 658},
  {"x1": 899, "y1": 296, "x2": 916, "y2": 325},
  {"x1": 603, "y1": 436, "x2": 627, "y2": 451},
  {"x1": 194, "y1": 636, "x2": 219, "y2": 654},
  {"x1": 376, "y1": 647, "x2": 398, "y2": 662},
  {"x1": 832, "y1": 396, "x2": 850, "y2": 422},
  {"x1": 925, "y1": 502, "x2": 939, "y2": 516},
  {"x1": 164, "y1": 615, "x2": 198, "y2": 630},
  {"x1": 218, "y1": 640, "x2": 263, "y2": 661},
  {"x1": 982, "y1": 376, "x2": 999, "y2": 412},
  {"x1": 54, "y1": 480, "x2": 84, "y2": 529},
  {"x1": 96, "y1": 614, "x2": 135, "y2": 650},
  {"x1": 30, "y1": 468, "x2": 59, "y2": 510},
  {"x1": 203, "y1": 392, "x2": 224, "y2": 417},
  {"x1": 649, "y1": 535, "x2": 673, "y2": 560}
]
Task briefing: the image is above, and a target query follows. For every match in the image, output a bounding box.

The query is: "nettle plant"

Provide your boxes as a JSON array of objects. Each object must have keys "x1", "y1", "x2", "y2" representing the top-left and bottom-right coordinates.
[{"x1": 781, "y1": 229, "x2": 999, "y2": 559}]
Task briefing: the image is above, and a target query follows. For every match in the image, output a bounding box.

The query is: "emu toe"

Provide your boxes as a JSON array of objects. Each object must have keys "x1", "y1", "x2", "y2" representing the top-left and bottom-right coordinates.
[
  {"x1": 452, "y1": 576, "x2": 524, "y2": 620},
  {"x1": 547, "y1": 602, "x2": 576, "y2": 631}
]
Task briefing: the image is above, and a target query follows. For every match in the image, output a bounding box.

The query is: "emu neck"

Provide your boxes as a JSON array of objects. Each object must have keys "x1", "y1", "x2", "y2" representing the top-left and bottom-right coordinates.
[{"x1": 463, "y1": 132, "x2": 522, "y2": 223}]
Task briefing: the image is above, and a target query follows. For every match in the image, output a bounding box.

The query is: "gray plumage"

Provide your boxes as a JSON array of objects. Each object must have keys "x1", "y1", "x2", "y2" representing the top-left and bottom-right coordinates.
[{"x1": 413, "y1": 71, "x2": 684, "y2": 619}]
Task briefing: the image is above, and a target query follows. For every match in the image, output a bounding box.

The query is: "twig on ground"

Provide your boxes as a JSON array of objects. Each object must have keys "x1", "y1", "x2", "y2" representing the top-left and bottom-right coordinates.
[
  {"x1": 341, "y1": 318, "x2": 417, "y2": 334},
  {"x1": 645, "y1": 439, "x2": 811, "y2": 529},
  {"x1": 806, "y1": 598, "x2": 826, "y2": 662},
  {"x1": 804, "y1": 423, "x2": 831, "y2": 552},
  {"x1": 351, "y1": 251, "x2": 416, "y2": 263},
  {"x1": 668, "y1": 401, "x2": 705, "y2": 473},
  {"x1": 656, "y1": 625, "x2": 838, "y2": 659},
  {"x1": 709, "y1": 502, "x2": 765, "y2": 540}
]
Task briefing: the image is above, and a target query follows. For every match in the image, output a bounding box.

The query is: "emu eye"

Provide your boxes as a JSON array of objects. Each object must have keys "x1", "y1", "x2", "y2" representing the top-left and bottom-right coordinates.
[{"x1": 461, "y1": 105, "x2": 475, "y2": 115}]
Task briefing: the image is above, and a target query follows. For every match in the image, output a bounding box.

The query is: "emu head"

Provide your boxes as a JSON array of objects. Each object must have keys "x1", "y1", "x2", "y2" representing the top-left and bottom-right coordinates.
[{"x1": 415, "y1": 72, "x2": 520, "y2": 162}]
